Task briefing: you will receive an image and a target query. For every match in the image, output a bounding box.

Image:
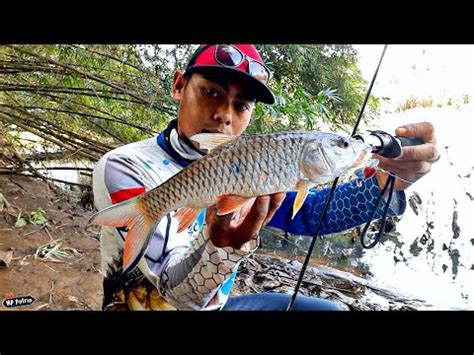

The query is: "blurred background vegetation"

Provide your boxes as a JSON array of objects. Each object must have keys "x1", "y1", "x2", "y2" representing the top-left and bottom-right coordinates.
[{"x1": 0, "y1": 44, "x2": 379, "y2": 163}]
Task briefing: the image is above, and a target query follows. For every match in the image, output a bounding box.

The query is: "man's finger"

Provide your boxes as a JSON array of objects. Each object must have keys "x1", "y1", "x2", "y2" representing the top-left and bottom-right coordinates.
[
  {"x1": 263, "y1": 192, "x2": 286, "y2": 226},
  {"x1": 206, "y1": 205, "x2": 232, "y2": 231},
  {"x1": 395, "y1": 121, "x2": 436, "y2": 143},
  {"x1": 374, "y1": 143, "x2": 439, "y2": 162},
  {"x1": 375, "y1": 154, "x2": 433, "y2": 170},
  {"x1": 237, "y1": 195, "x2": 270, "y2": 237},
  {"x1": 398, "y1": 144, "x2": 439, "y2": 162}
]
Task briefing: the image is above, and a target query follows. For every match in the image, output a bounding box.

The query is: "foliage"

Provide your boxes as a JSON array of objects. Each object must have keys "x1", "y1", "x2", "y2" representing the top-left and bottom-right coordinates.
[
  {"x1": 14, "y1": 208, "x2": 47, "y2": 227},
  {"x1": 0, "y1": 44, "x2": 379, "y2": 159}
]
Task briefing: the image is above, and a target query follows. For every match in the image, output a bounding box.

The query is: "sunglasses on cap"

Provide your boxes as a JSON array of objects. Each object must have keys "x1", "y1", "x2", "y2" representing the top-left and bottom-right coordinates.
[{"x1": 189, "y1": 44, "x2": 271, "y2": 85}]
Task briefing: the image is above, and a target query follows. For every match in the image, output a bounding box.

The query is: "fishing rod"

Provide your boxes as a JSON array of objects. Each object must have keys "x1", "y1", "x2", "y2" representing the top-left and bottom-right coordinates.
[{"x1": 286, "y1": 45, "x2": 424, "y2": 310}]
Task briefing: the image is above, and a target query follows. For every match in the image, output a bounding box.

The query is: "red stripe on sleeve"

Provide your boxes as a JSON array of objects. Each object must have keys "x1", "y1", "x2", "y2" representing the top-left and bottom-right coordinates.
[{"x1": 110, "y1": 187, "x2": 146, "y2": 204}]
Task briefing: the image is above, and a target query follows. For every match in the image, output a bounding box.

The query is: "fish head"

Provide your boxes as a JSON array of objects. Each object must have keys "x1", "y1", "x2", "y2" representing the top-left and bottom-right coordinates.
[{"x1": 300, "y1": 133, "x2": 372, "y2": 183}]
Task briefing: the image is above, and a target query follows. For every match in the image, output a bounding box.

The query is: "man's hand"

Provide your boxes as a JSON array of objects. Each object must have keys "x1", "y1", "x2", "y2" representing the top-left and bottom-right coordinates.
[
  {"x1": 374, "y1": 121, "x2": 440, "y2": 191},
  {"x1": 206, "y1": 193, "x2": 286, "y2": 249}
]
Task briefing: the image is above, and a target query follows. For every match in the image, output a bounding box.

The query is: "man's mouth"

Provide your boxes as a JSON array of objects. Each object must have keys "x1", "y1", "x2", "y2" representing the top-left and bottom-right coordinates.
[{"x1": 201, "y1": 128, "x2": 225, "y2": 134}]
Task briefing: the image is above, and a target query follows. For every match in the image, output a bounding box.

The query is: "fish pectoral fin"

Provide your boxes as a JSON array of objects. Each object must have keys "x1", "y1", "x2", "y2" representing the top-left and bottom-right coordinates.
[
  {"x1": 216, "y1": 195, "x2": 254, "y2": 216},
  {"x1": 173, "y1": 207, "x2": 202, "y2": 233},
  {"x1": 89, "y1": 198, "x2": 157, "y2": 274},
  {"x1": 189, "y1": 133, "x2": 237, "y2": 152},
  {"x1": 292, "y1": 180, "x2": 310, "y2": 220}
]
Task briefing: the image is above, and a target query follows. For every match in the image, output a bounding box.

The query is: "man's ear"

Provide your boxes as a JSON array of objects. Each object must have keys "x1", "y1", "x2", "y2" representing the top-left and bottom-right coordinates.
[{"x1": 172, "y1": 71, "x2": 186, "y2": 101}]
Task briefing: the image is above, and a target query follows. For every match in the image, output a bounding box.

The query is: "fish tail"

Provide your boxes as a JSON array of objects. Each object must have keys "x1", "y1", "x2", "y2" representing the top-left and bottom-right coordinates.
[{"x1": 89, "y1": 198, "x2": 160, "y2": 273}]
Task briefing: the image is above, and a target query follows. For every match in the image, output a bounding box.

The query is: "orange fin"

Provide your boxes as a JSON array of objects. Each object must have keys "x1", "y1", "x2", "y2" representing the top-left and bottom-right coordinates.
[
  {"x1": 89, "y1": 198, "x2": 157, "y2": 273},
  {"x1": 189, "y1": 133, "x2": 237, "y2": 152},
  {"x1": 173, "y1": 207, "x2": 202, "y2": 233},
  {"x1": 216, "y1": 195, "x2": 253, "y2": 216},
  {"x1": 292, "y1": 180, "x2": 310, "y2": 220}
]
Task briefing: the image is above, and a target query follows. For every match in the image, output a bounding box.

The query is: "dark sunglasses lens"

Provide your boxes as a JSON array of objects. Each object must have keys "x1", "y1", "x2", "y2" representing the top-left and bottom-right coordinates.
[
  {"x1": 249, "y1": 61, "x2": 269, "y2": 84},
  {"x1": 215, "y1": 45, "x2": 243, "y2": 66}
]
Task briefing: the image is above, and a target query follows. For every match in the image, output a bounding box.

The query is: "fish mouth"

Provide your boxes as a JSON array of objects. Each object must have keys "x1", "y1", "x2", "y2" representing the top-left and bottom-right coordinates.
[{"x1": 350, "y1": 143, "x2": 372, "y2": 168}]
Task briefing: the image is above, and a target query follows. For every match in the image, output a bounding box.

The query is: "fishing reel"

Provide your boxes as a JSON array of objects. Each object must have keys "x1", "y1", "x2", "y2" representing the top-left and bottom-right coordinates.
[
  {"x1": 353, "y1": 130, "x2": 424, "y2": 159},
  {"x1": 351, "y1": 130, "x2": 424, "y2": 249}
]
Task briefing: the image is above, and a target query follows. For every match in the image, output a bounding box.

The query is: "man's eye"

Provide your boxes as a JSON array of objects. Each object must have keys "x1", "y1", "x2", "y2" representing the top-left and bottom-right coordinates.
[
  {"x1": 203, "y1": 88, "x2": 219, "y2": 98},
  {"x1": 235, "y1": 102, "x2": 250, "y2": 112}
]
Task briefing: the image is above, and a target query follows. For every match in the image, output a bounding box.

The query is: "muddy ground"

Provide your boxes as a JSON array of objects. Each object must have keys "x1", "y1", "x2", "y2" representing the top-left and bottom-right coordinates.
[{"x1": 0, "y1": 175, "x2": 103, "y2": 310}]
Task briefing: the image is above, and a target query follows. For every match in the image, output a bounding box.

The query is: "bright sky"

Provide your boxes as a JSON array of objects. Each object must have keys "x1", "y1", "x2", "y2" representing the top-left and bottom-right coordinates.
[
  {"x1": 152, "y1": 44, "x2": 474, "y2": 108},
  {"x1": 354, "y1": 45, "x2": 474, "y2": 110}
]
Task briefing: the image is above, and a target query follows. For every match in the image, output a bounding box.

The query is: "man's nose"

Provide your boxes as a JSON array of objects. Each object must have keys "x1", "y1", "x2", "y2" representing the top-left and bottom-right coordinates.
[{"x1": 213, "y1": 104, "x2": 233, "y2": 126}]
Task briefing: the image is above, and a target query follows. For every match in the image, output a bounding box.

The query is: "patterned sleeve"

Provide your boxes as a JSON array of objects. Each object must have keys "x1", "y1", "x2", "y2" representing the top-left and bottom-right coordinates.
[
  {"x1": 158, "y1": 228, "x2": 258, "y2": 310},
  {"x1": 267, "y1": 175, "x2": 406, "y2": 236}
]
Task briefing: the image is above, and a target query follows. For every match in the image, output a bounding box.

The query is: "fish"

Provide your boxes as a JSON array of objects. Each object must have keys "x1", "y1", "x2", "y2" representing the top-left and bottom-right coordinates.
[{"x1": 89, "y1": 131, "x2": 373, "y2": 273}]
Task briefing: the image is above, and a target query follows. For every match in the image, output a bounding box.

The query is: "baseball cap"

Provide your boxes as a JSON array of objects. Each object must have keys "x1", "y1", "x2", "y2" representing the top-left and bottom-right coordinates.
[{"x1": 184, "y1": 44, "x2": 275, "y2": 104}]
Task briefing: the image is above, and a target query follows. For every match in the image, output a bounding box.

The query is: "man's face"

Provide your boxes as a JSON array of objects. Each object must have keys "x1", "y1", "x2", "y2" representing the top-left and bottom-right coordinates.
[{"x1": 172, "y1": 71, "x2": 256, "y2": 142}]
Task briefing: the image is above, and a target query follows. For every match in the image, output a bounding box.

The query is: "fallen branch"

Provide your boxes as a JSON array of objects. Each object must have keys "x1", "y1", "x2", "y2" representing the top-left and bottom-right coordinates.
[
  {"x1": 0, "y1": 133, "x2": 59, "y2": 192},
  {"x1": 0, "y1": 192, "x2": 19, "y2": 216}
]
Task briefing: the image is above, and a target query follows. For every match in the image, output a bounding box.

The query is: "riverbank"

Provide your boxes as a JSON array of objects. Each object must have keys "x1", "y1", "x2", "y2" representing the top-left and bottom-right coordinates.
[{"x1": 0, "y1": 175, "x2": 428, "y2": 310}]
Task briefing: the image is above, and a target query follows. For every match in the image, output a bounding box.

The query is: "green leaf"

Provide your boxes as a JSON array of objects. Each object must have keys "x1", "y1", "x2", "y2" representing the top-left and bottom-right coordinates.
[
  {"x1": 15, "y1": 212, "x2": 28, "y2": 228},
  {"x1": 30, "y1": 208, "x2": 48, "y2": 225}
]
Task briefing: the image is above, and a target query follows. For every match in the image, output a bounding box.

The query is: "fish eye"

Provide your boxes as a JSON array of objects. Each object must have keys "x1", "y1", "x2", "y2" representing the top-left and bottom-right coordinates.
[
  {"x1": 328, "y1": 138, "x2": 350, "y2": 148},
  {"x1": 337, "y1": 138, "x2": 349, "y2": 148}
]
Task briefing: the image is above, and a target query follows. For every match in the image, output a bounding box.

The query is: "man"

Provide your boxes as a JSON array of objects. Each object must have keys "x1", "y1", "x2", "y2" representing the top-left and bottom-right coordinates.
[{"x1": 92, "y1": 44, "x2": 440, "y2": 311}]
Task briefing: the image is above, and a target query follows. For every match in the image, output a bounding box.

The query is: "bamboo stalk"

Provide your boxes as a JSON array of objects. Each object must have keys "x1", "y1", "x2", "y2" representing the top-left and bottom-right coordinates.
[
  {"x1": 0, "y1": 112, "x2": 101, "y2": 161},
  {"x1": 0, "y1": 104, "x2": 111, "y2": 151},
  {"x1": 0, "y1": 83, "x2": 145, "y2": 104},
  {"x1": 0, "y1": 111, "x2": 104, "y2": 158},
  {"x1": 0, "y1": 59, "x2": 148, "y2": 85},
  {"x1": 1, "y1": 105, "x2": 111, "y2": 152},
  {"x1": 68, "y1": 44, "x2": 148, "y2": 74},
  {"x1": 5, "y1": 45, "x2": 150, "y2": 104},
  {"x1": 8, "y1": 105, "x2": 156, "y2": 134}
]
